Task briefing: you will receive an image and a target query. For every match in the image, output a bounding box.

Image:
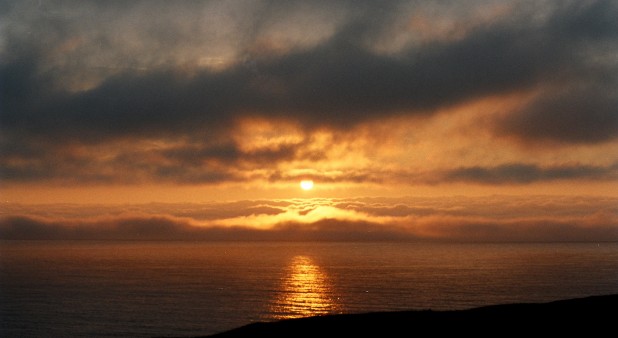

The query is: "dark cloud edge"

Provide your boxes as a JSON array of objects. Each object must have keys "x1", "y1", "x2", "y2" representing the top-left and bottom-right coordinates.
[
  {"x1": 2, "y1": 157, "x2": 617, "y2": 185},
  {"x1": 1, "y1": 213, "x2": 616, "y2": 242},
  {"x1": 437, "y1": 162, "x2": 618, "y2": 185},
  {"x1": 2, "y1": 1, "x2": 617, "y2": 187},
  {"x1": 1, "y1": 0, "x2": 616, "y2": 144}
]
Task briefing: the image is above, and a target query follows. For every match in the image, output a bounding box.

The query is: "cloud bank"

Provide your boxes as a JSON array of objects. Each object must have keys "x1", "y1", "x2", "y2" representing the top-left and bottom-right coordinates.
[
  {"x1": 2, "y1": 196, "x2": 616, "y2": 242},
  {"x1": 1, "y1": 0, "x2": 617, "y2": 187}
]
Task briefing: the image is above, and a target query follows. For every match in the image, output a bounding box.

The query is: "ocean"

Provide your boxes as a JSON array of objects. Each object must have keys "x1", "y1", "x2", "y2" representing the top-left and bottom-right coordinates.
[{"x1": 1, "y1": 241, "x2": 617, "y2": 337}]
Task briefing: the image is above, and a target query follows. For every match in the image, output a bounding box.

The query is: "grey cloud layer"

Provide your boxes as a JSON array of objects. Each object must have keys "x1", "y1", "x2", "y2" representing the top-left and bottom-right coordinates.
[
  {"x1": 4, "y1": 1, "x2": 616, "y2": 136},
  {"x1": 0, "y1": 216, "x2": 408, "y2": 241},
  {"x1": 1, "y1": 196, "x2": 616, "y2": 241},
  {"x1": 1, "y1": 0, "x2": 617, "y2": 184},
  {"x1": 440, "y1": 162, "x2": 618, "y2": 184}
]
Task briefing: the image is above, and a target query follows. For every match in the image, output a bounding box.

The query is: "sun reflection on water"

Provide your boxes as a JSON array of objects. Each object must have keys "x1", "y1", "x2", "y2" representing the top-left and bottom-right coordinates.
[{"x1": 270, "y1": 255, "x2": 341, "y2": 319}]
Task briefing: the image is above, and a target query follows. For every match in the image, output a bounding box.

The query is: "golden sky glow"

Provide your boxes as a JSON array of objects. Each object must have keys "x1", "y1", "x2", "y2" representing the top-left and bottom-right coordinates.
[{"x1": 1, "y1": 0, "x2": 617, "y2": 242}]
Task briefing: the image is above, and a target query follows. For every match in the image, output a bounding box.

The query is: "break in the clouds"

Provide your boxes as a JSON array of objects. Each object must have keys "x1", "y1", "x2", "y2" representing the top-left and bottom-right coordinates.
[
  {"x1": 1, "y1": 196, "x2": 617, "y2": 242},
  {"x1": 1, "y1": 0, "x2": 617, "y2": 188}
]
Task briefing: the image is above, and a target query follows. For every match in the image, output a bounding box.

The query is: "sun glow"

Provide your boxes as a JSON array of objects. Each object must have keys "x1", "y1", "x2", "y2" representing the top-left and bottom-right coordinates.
[{"x1": 300, "y1": 180, "x2": 314, "y2": 190}]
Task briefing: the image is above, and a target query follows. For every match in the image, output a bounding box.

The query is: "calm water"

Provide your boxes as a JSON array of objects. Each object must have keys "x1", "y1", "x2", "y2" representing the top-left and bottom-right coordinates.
[{"x1": 1, "y1": 241, "x2": 617, "y2": 337}]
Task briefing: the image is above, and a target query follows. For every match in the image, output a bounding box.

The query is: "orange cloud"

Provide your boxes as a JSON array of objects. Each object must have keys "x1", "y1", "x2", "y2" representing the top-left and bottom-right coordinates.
[{"x1": 2, "y1": 196, "x2": 616, "y2": 242}]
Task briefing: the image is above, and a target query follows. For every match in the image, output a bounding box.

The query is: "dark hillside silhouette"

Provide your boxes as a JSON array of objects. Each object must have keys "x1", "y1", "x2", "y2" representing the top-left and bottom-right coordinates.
[{"x1": 201, "y1": 294, "x2": 616, "y2": 337}]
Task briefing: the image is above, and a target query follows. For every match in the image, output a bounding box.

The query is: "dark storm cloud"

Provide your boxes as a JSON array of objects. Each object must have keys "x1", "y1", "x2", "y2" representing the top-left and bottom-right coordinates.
[
  {"x1": 490, "y1": 0, "x2": 618, "y2": 144},
  {"x1": 440, "y1": 162, "x2": 618, "y2": 184},
  {"x1": 496, "y1": 82, "x2": 618, "y2": 144},
  {"x1": 1, "y1": 64, "x2": 238, "y2": 141},
  {"x1": 0, "y1": 136, "x2": 322, "y2": 183},
  {"x1": 1, "y1": 0, "x2": 617, "y2": 184},
  {"x1": 3, "y1": 1, "x2": 616, "y2": 137}
]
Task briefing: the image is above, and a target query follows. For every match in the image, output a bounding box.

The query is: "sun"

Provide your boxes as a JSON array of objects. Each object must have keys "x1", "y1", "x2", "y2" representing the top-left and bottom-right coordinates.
[{"x1": 300, "y1": 180, "x2": 314, "y2": 191}]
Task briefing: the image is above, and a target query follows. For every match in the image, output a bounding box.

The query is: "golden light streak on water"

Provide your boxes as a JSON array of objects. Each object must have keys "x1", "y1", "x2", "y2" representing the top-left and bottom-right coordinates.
[{"x1": 270, "y1": 255, "x2": 341, "y2": 319}]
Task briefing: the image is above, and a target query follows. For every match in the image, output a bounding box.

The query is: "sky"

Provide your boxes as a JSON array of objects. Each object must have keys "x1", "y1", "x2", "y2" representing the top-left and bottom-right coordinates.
[{"x1": 1, "y1": 0, "x2": 617, "y2": 241}]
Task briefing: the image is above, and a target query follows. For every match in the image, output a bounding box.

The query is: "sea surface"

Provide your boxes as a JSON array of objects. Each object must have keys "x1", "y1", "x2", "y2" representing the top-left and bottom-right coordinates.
[{"x1": 1, "y1": 241, "x2": 617, "y2": 337}]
